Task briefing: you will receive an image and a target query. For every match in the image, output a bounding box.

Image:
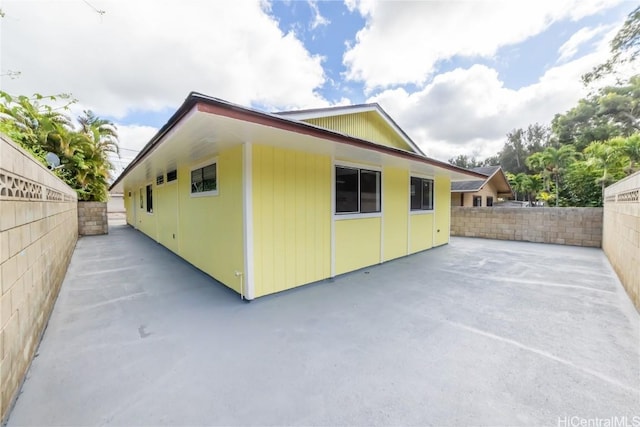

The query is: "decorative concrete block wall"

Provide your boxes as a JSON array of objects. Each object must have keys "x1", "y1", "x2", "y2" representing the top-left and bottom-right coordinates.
[
  {"x1": 451, "y1": 207, "x2": 603, "y2": 247},
  {"x1": 78, "y1": 202, "x2": 108, "y2": 235},
  {"x1": 0, "y1": 134, "x2": 78, "y2": 422},
  {"x1": 603, "y1": 172, "x2": 640, "y2": 311}
]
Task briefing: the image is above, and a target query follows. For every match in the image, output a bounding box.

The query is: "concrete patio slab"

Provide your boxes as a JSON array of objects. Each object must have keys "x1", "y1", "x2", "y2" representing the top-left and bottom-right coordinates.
[{"x1": 6, "y1": 225, "x2": 640, "y2": 426}]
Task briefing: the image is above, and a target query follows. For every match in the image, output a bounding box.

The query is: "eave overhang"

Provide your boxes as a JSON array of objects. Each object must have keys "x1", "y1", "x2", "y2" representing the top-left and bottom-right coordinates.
[{"x1": 110, "y1": 93, "x2": 486, "y2": 191}]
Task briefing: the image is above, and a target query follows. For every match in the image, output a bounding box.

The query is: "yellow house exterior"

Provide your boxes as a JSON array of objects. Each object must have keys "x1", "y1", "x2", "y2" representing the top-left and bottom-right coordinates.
[{"x1": 111, "y1": 93, "x2": 485, "y2": 300}]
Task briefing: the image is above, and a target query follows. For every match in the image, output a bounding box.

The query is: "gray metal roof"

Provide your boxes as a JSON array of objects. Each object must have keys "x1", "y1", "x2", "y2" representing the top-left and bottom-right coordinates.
[
  {"x1": 471, "y1": 166, "x2": 501, "y2": 176},
  {"x1": 451, "y1": 180, "x2": 485, "y2": 192}
]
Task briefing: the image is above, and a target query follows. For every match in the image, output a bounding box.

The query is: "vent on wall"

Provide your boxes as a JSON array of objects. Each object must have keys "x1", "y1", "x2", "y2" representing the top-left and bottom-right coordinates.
[{"x1": 167, "y1": 170, "x2": 177, "y2": 182}]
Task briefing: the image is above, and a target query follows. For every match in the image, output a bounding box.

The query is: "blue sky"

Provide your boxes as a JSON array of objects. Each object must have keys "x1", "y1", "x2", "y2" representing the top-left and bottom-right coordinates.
[{"x1": 1, "y1": 0, "x2": 636, "y2": 170}]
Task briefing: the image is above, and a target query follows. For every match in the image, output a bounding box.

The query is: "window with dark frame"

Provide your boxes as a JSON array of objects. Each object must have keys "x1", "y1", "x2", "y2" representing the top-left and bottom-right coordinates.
[
  {"x1": 487, "y1": 196, "x2": 494, "y2": 207},
  {"x1": 146, "y1": 184, "x2": 153, "y2": 213},
  {"x1": 473, "y1": 196, "x2": 482, "y2": 207},
  {"x1": 191, "y1": 163, "x2": 217, "y2": 194},
  {"x1": 360, "y1": 169, "x2": 381, "y2": 213},
  {"x1": 156, "y1": 174, "x2": 164, "y2": 185},
  {"x1": 335, "y1": 166, "x2": 381, "y2": 214},
  {"x1": 167, "y1": 170, "x2": 177, "y2": 182},
  {"x1": 410, "y1": 177, "x2": 434, "y2": 211}
]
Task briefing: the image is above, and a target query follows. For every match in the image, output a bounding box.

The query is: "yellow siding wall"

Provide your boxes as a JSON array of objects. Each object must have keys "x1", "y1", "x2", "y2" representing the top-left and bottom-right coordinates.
[
  {"x1": 252, "y1": 145, "x2": 331, "y2": 297},
  {"x1": 335, "y1": 217, "x2": 381, "y2": 275},
  {"x1": 409, "y1": 213, "x2": 434, "y2": 253},
  {"x1": 123, "y1": 145, "x2": 245, "y2": 294},
  {"x1": 304, "y1": 112, "x2": 413, "y2": 152},
  {"x1": 383, "y1": 167, "x2": 409, "y2": 261},
  {"x1": 177, "y1": 145, "x2": 245, "y2": 293},
  {"x1": 124, "y1": 190, "x2": 134, "y2": 225},
  {"x1": 122, "y1": 142, "x2": 453, "y2": 298},
  {"x1": 135, "y1": 185, "x2": 158, "y2": 239},
  {"x1": 434, "y1": 175, "x2": 451, "y2": 246},
  {"x1": 156, "y1": 182, "x2": 179, "y2": 254}
]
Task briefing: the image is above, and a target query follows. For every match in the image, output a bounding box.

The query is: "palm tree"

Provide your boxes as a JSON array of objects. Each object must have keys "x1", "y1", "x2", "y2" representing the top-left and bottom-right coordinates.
[
  {"x1": 513, "y1": 173, "x2": 531, "y2": 201},
  {"x1": 0, "y1": 92, "x2": 73, "y2": 156},
  {"x1": 525, "y1": 174, "x2": 543, "y2": 204},
  {"x1": 619, "y1": 134, "x2": 640, "y2": 173},
  {"x1": 584, "y1": 141, "x2": 626, "y2": 200},
  {"x1": 527, "y1": 146, "x2": 578, "y2": 206},
  {"x1": 72, "y1": 111, "x2": 120, "y2": 200},
  {"x1": 0, "y1": 91, "x2": 120, "y2": 201},
  {"x1": 526, "y1": 152, "x2": 551, "y2": 192}
]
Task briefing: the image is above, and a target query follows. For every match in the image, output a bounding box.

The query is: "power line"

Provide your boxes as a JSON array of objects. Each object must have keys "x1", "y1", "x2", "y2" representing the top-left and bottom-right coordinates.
[{"x1": 83, "y1": 0, "x2": 106, "y2": 16}]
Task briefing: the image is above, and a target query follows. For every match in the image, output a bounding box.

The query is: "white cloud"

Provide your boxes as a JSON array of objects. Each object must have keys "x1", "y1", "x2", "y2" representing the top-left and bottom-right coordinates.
[
  {"x1": 1, "y1": 0, "x2": 328, "y2": 120},
  {"x1": 109, "y1": 124, "x2": 159, "y2": 175},
  {"x1": 558, "y1": 25, "x2": 609, "y2": 63},
  {"x1": 368, "y1": 49, "x2": 612, "y2": 162},
  {"x1": 343, "y1": 0, "x2": 623, "y2": 90},
  {"x1": 308, "y1": 0, "x2": 330, "y2": 30}
]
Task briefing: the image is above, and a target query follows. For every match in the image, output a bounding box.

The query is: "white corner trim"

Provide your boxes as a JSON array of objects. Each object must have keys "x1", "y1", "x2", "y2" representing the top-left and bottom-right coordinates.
[
  {"x1": 380, "y1": 177, "x2": 385, "y2": 264},
  {"x1": 407, "y1": 178, "x2": 411, "y2": 254},
  {"x1": 330, "y1": 155, "x2": 336, "y2": 278},
  {"x1": 243, "y1": 143, "x2": 255, "y2": 300}
]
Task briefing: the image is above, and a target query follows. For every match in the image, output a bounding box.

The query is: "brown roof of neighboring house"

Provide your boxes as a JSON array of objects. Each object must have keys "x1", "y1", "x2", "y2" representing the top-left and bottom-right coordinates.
[{"x1": 451, "y1": 165, "x2": 513, "y2": 196}]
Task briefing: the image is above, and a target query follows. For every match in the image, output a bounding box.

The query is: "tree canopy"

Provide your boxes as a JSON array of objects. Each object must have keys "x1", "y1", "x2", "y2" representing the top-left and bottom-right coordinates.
[
  {"x1": 0, "y1": 92, "x2": 120, "y2": 202},
  {"x1": 448, "y1": 4, "x2": 640, "y2": 207},
  {"x1": 583, "y1": 6, "x2": 640, "y2": 84},
  {"x1": 449, "y1": 75, "x2": 640, "y2": 207}
]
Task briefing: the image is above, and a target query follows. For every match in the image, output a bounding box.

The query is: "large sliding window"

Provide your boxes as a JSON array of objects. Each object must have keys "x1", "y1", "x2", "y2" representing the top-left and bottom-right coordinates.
[
  {"x1": 335, "y1": 166, "x2": 381, "y2": 214},
  {"x1": 410, "y1": 177, "x2": 434, "y2": 211}
]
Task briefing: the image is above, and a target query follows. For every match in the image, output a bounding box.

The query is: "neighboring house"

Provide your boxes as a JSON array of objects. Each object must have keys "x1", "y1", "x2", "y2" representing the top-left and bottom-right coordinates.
[
  {"x1": 450, "y1": 166, "x2": 513, "y2": 207},
  {"x1": 110, "y1": 92, "x2": 485, "y2": 300}
]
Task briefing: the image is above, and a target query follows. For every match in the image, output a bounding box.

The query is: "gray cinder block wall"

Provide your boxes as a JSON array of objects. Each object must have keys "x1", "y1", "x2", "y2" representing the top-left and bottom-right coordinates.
[
  {"x1": 603, "y1": 172, "x2": 640, "y2": 311},
  {"x1": 0, "y1": 135, "x2": 78, "y2": 422},
  {"x1": 450, "y1": 207, "x2": 603, "y2": 248},
  {"x1": 78, "y1": 202, "x2": 108, "y2": 235}
]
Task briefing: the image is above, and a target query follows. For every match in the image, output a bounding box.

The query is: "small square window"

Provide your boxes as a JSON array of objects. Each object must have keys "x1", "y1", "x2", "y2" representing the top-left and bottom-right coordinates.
[
  {"x1": 335, "y1": 166, "x2": 381, "y2": 214},
  {"x1": 487, "y1": 196, "x2": 494, "y2": 207},
  {"x1": 410, "y1": 177, "x2": 434, "y2": 211},
  {"x1": 167, "y1": 170, "x2": 177, "y2": 182},
  {"x1": 156, "y1": 175, "x2": 164, "y2": 185},
  {"x1": 473, "y1": 196, "x2": 482, "y2": 207},
  {"x1": 191, "y1": 163, "x2": 217, "y2": 195}
]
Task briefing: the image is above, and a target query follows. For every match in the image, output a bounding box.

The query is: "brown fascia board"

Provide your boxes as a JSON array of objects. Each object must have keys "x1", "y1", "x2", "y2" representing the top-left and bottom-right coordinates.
[
  {"x1": 490, "y1": 168, "x2": 515, "y2": 195},
  {"x1": 110, "y1": 92, "x2": 486, "y2": 189}
]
